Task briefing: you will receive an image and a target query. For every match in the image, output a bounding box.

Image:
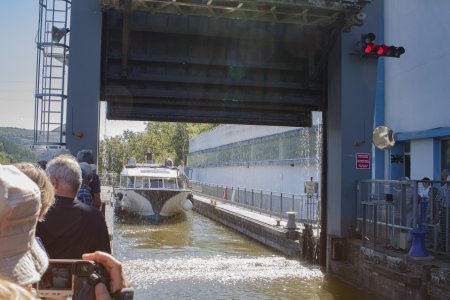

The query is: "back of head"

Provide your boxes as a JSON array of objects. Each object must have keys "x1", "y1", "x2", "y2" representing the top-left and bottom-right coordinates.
[
  {"x1": 14, "y1": 163, "x2": 55, "y2": 221},
  {"x1": 79, "y1": 162, "x2": 93, "y2": 182},
  {"x1": 46, "y1": 154, "x2": 82, "y2": 195},
  {"x1": 0, "y1": 165, "x2": 48, "y2": 286},
  {"x1": 76, "y1": 149, "x2": 94, "y2": 164}
]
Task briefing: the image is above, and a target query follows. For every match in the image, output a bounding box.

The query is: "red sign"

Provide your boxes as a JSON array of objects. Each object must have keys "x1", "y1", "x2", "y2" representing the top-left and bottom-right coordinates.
[{"x1": 356, "y1": 153, "x2": 371, "y2": 169}]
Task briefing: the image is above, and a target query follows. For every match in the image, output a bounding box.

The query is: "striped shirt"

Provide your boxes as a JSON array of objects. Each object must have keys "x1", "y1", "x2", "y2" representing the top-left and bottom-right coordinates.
[{"x1": 77, "y1": 184, "x2": 94, "y2": 207}]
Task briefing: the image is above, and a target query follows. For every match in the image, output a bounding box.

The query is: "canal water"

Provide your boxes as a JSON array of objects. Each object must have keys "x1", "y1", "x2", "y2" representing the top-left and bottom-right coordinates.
[{"x1": 112, "y1": 211, "x2": 376, "y2": 299}]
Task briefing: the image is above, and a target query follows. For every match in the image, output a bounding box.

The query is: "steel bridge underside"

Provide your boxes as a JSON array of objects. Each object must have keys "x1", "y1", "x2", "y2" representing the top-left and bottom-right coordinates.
[{"x1": 100, "y1": 0, "x2": 368, "y2": 126}]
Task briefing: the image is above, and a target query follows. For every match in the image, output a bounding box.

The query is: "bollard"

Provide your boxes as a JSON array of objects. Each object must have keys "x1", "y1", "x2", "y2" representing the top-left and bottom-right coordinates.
[
  {"x1": 284, "y1": 211, "x2": 297, "y2": 229},
  {"x1": 408, "y1": 227, "x2": 428, "y2": 257}
]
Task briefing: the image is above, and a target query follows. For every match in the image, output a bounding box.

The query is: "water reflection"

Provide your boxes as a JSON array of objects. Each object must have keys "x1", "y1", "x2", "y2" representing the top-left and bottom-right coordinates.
[{"x1": 113, "y1": 211, "x2": 375, "y2": 299}]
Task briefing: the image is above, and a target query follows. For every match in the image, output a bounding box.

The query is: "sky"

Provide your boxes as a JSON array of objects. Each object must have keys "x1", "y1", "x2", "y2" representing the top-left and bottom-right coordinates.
[{"x1": 0, "y1": 1, "x2": 146, "y2": 137}]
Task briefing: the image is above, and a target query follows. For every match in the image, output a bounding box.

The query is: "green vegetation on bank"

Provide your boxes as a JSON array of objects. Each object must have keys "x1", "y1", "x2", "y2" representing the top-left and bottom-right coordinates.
[
  {"x1": 99, "y1": 122, "x2": 217, "y2": 174},
  {"x1": 0, "y1": 136, "x2": 37, "y2": 164},
  {"x1": 0, "y1": 127, "x2": 34, "y2": 146}
]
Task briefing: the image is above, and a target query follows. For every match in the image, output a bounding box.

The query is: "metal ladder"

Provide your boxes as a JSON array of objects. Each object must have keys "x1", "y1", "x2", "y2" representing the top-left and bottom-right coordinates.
[{"x1": 34, "y1": 0, "x2": 71, "y2": 145}]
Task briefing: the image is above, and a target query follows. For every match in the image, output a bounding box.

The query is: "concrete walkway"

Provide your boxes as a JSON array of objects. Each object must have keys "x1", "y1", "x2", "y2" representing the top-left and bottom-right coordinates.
[{"x1": 193, "y1": 194, "x2": 291, "y2": 227}]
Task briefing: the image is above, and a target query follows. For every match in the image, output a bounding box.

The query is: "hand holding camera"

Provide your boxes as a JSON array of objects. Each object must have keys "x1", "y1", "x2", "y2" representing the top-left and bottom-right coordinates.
[
  {"x1": 82, "y1": 251, "x2": 132, "y2": 299},
  {"x1": 36, "y1": 252, "x2": 133, "y2": 300}
]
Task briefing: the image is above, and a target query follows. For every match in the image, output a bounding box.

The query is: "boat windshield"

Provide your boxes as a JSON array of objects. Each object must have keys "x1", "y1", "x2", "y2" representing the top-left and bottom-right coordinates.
[
  {"x1": 135, "y1": 177, "x2": 143, "y2": 188},
  {"x1": 150, "y1": 178, "x2": 163, "y2": 188},
  {"x1": 120, "y1": 175, "x2": 181, "y2": 189},
  {"x1": 126, "y1": 176, "x2": 134, "y2": 188}
]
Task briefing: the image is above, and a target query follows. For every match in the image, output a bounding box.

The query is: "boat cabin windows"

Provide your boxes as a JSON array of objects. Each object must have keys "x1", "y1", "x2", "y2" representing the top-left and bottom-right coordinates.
[
  {"x1": 143, "y1": 178, "x2": 150, "y2": 188},
  {"x1": 150, "y1": 178, "x2": 163, "y2": 188},
  {"x1": 120, "y1": 175, "x2": 180, "y2": 189},
  {"x1": 119, "y1": 176, "x2": 135, "y2": 188},
  {"x1": 165, "y1": 178, "x2": 177, "y2": 189},
  {"x1": 127, "y1": 176, "x2": 134, "y2": 188},
  {"x1": 135, "y1": 177, "x2": 143, "y2": 189}
]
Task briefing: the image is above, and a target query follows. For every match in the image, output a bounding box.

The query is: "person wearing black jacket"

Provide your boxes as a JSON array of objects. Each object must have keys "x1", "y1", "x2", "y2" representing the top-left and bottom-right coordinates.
[{"x1": 36, "y1": 154, "x2": 111, "y2": 259}]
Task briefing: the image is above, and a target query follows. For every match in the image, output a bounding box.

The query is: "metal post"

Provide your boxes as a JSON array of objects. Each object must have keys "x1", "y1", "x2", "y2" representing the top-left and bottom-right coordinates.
[
  {"x1": 446, "y1": 206, "x2": 449, "y2": 253},
  {"x1": 270, "y1": 191, "x2": 273, "y2": 217},
  {"x1": 373, "y1": 203, "x2": 377, "y2": 250},
  {"x1": 362, "y1": 202, "x2": 366, "y2": 245},
  {"x1": 292, "y1": 194, "x2": 295, "y2": 214},
  {"x1": 259, "y1": 190, "x2": 262, "y2": 214},
  {"x1": 280, "y1": 193, "x2": 283, "y2": 219},
  {"x1": 230, "y1": 186, "x2": 235, "y2": 202},
  {"x1": 412, "y1": 182, "x2": 417, "y2": 228},
  {"x1": 307, "y1": 195, "x2": 310, "y2": 222},
  {"x1": 244, "y1": 188, "x2": 247, "y2": 206},
  {"x1": 301, "y1": 195, "x2": 304, "y2": 222},
  {"x1": 285, "y1": 212, "x2": 297, "y2": 229},
  {"x1": 385, "y1": 203, "x2": 389, "y2": 248},
  {"x1": 251, "y1": 189, "x2": 254, "y2": 211}
]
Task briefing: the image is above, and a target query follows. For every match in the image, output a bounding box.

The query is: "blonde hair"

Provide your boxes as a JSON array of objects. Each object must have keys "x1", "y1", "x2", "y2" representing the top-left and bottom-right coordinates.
[
  {"x1": 0, "y1": 277, "x2": 36, "y2": 300},
  {"x1": 14, "y1": 162, "x2": 55, "y2": 221}
]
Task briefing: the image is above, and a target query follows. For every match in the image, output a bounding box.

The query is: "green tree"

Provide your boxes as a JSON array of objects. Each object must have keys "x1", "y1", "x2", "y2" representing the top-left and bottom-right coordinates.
[
  {"x1": 0, "y1": 137, "x2": 37, "y2": 164},
  {"x1": 98, "y1": 122, "x2": 218, "y2": 174}
]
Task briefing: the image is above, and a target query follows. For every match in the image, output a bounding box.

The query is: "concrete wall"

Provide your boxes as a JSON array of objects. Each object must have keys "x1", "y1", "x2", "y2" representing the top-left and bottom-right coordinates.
[
  {"x1": 384, "y1": 1, "x2": 450, "y2": 133},
  {"x1": 192, "y1": 164, "x2": 320, "y2": 195},
  {"x1": 328, "y1": 238, "x2": 450, "y2": 300},
  {"x1": 383, "y1": 0, "x2": 450, "y2": 181},
  {"x1": 190, "y1": 112, "x2": 322, "y2": 152},
  {"x1": 410, "y1": 139, "x2": 434, "y2": 180},
  {"x1": 189, "y1": 125, "x2": 294, "y2": 152},
  {"x1": 189, "y1": 112, "x2": 322, "y2": 195}
]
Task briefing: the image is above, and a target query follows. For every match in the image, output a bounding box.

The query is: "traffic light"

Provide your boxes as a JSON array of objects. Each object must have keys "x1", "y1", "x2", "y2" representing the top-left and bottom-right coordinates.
[
  {"x1": 362, "y1": 33, "x2": 377, "y2": 56},
  {"x1": 377, "y1": 45, "x2": 405, "y2": 58},
  {"x1": 361, "y1": 33, "x2": 405, "y2": 58}
]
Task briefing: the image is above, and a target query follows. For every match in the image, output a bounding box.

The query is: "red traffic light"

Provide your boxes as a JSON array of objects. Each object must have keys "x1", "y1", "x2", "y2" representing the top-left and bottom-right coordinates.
[
  {"x1": 360, "y1": 33, "x2": 405, "y2": 58},
  {"x1": 361, "y1": 33, "x2": 378, "y2": 57},
  {"x1": 376, "y1": 44, "x2": 389, "y2": 56},
  {"x1": 364, "y1": 42, "x2": 377, "y2": 54}
]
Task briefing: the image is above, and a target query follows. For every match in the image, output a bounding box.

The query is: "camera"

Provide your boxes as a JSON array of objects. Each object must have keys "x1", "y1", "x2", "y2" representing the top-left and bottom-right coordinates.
[{"x1": 36, "y1": 259, "x2": 109, "y2": 299}]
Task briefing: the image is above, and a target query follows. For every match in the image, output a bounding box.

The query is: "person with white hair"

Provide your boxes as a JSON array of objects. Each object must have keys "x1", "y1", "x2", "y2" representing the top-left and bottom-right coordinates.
[{"x1": 36, "y1": 154, "x2": 111, "y2": 259}]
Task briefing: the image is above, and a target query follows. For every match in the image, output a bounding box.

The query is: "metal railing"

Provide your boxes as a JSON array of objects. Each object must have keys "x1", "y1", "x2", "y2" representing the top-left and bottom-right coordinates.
[
  {"x1": 357, "y1": 179, "x2": 450, "y2": 257},
  {"x1": 190, "y1": 181, "x2": 320, "y2": 225}
]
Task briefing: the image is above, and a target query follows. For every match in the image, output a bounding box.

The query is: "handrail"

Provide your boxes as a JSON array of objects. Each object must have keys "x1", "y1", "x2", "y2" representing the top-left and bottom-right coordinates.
[{"x1": 190, "y1": 180, "x2": 320, "y2": 226}]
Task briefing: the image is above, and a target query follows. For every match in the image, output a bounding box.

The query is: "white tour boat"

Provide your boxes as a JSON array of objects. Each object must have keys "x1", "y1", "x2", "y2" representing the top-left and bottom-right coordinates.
[{"x1": 114, "y1": 158, "x2": 192, "y2": 222}]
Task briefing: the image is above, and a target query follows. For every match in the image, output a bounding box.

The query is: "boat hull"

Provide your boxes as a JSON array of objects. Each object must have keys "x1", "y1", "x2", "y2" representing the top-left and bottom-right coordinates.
[{"x1": 114, "y1": 188, "x2": 190, "y2": 218}]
